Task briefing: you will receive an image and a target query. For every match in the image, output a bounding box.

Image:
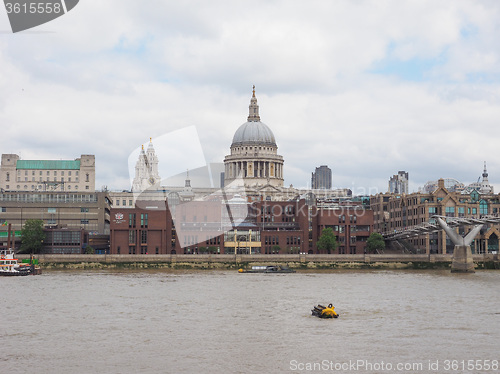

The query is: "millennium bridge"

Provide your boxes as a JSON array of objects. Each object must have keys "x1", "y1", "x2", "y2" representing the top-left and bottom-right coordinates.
[{"x1": 382, "y1": 214, "x2": 500, "y2": 272}]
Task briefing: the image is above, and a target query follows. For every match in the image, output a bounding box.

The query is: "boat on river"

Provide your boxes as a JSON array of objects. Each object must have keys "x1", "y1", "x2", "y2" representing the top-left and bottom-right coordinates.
[
  {"x1": 238, "y1": 265, "x2": 296, "y2": 273},
  {"x1": 0, "y1": 249, "x2": 37, "y2": 276},
  {"x1": 312, "y1": 304, "x2": 339, "y2": 318}
]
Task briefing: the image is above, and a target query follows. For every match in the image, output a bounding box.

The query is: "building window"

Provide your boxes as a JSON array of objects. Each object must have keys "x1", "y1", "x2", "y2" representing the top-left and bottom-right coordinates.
[
  {"x1": 129, "y1": 230, "x2": 136, "y2": 244},
  {"x1": 445, "y1": 207, "x2": 455, "y2": 217},
  {"x1": 129, "y1": 213, "x2": 136, "y2": 228},
  {"x1": 140, "y1": 213, "x2": 148, "y2": 228},
  {"x1": 117, "y1": 246, "x2": 120, "y2": 254},
  {"x1": 141, "y1": 230, "x2": 147, "y2": 244},
  {"x1": 6, "y1": 172, "x2": 9, "y2": 181},
  {"x1": 479, "y1": 200, "x2": 488, "y2": 215},
  {"x1": 81, "y1": 207, "x2": 89, "y2": 212},
  {"x1": 81, "y1": 219, "x2": 89, "y2": 224}
]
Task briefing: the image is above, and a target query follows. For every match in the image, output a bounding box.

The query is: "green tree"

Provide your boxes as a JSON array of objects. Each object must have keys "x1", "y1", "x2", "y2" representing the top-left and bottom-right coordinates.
[
  {"x1": 366, "y1": 232, "x2": 385, "y2": 253},
  {"x1": 20, "y1": 219, "x2": 45, "y2": 254},
  {"x1": 271, "y1": 245, "x2": 281, "y2": 254},
  {"x1": 85, "y1": 246, "x2": 95, "y2": 254},
  {"x1": 317, "y1": 227, "x2": 338, "y2": 254}
]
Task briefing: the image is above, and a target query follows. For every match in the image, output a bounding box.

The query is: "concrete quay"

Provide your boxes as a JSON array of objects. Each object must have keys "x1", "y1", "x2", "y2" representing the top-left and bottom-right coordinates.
[{"x1": 17, "y1": 253, "x2": 500, "y2": 270}]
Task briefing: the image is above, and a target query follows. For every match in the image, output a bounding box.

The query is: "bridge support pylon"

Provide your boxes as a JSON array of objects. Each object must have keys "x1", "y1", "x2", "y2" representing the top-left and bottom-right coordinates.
[
  {"x1": 451, "y1": 245, "x2": 475, "y2": 273},
  {"x1": 435, "y1": 217, "x2": 483, "y2": 274}
]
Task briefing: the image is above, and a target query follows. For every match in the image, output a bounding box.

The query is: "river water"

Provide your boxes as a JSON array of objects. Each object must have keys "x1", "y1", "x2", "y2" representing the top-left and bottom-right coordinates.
[{"x1": 1, "y1": 270, "x2": 499, "y2": 374}]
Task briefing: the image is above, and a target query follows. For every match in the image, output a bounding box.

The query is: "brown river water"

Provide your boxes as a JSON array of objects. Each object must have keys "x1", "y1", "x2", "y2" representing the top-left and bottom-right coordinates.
[{"x1": 1, "y1": 270, "x2": 499, "y2": 374}]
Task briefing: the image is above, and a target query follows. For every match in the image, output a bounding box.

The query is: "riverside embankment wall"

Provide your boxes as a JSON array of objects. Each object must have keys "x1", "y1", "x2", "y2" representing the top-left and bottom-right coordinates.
[{"x1": 18, "y1": 253, "x2": 500, "y2": 270}]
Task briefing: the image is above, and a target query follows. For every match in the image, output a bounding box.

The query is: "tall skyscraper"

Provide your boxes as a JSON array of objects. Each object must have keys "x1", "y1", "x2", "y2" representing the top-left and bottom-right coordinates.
[
  {"x1": 388, "y1": 171, "x2": 409, "y2": 194},
  {"x1": 311, "y1": 165, "x2": 332, "y2": 189}
]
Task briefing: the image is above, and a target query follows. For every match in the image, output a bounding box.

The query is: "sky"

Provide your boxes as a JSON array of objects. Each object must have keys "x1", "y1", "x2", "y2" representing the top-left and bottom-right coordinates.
[{"x1": 1, "y1": 0, "x2": 499, "y2": 194}]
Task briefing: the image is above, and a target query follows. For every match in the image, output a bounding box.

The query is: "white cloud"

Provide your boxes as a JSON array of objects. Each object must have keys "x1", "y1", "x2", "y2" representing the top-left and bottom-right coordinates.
[{"x1": 0, "y1": 0, "x2": 499, "y2": 194}]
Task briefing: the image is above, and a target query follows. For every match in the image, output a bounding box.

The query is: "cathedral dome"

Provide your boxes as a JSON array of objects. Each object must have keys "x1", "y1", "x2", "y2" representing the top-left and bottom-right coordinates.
[
  {"x1": 231, "y1": 121, "x2": 276, "y2": 147},
  {"x1": 230, "y1": 86, "x2": 277, "y2": 147}
]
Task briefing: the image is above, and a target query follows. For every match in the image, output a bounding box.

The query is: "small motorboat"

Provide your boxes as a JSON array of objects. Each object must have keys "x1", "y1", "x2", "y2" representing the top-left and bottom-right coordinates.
[
  {"x1": 311, "y1": 303, "x2": 339, "y2": 318},
  {"x1": 238, "y1": 265, "x2": 296, "y2": 273}
]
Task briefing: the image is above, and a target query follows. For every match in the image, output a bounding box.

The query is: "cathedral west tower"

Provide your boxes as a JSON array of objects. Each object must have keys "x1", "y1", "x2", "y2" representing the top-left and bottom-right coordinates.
[
  {"x1": 224, "y1": 87, "x2": 284, "y2": 188},
  {"x1": 132, "y1": 138, "x2": 161, "y2": 192}
]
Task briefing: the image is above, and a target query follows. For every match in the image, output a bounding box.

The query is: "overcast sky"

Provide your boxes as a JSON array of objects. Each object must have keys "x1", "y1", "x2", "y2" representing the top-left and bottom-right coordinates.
[{"x1": 1, "y1": 0, "x2": 499, "y2": 194}]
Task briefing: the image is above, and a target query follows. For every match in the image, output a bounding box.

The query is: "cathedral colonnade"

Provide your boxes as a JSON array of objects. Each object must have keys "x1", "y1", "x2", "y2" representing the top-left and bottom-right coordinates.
[{"x1": 225, "y1": 160, "x2": 283, "y2": 179}]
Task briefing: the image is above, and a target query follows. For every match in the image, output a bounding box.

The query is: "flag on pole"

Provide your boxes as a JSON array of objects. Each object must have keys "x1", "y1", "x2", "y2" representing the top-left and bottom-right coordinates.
[{"x1": 1, "y1": 221, "x2": 7, "y2": 226}]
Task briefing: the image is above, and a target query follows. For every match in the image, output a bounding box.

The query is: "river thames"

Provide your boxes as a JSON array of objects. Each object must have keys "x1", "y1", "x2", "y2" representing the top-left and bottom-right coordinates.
[{"x1": 2, "y1": 270, "x2": 499, "y2": 373}]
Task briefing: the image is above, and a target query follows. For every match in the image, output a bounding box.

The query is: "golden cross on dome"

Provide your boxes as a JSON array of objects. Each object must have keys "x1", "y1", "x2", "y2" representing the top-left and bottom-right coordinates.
[{"x1": 252, "y1": 85, "x2": 255, "y2": 97}]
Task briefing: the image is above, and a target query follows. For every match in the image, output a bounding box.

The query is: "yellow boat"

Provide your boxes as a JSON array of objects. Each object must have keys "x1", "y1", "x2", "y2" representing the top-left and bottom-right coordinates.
[{"x1": 311, "y1": 304, "x2": 339, "y2": 318}]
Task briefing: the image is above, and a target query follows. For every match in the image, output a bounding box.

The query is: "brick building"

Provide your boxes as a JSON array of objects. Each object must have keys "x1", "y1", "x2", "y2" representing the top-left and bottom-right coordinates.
[
  {"x1": 370, "y1": 179, "x2": 500, "y2": 254},
  {"x1": 109, "y1": 196, "x2": 374, "y2": 255},
  {"x1": 312, "y1": 204, "x2": 373, "y2": 254}
]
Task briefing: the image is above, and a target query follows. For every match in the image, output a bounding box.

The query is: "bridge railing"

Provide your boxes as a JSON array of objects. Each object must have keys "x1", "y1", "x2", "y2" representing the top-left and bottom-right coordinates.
[{"x1": 382, "y1": 215, "x2": 500, "y2": 241}]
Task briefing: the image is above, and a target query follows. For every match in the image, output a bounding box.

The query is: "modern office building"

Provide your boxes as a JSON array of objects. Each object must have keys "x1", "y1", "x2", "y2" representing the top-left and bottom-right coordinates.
[
  {"x1": 0, "y1": 154, "x2": 96, "y2": 192},
  {"x1": 0, "y1": 191, "x2": 111, "y2": 253},
  {"x1": 388, "y1": 171, "x2": 409, "y2": 194},
  {"x1": 311, "y1": 165, "x2": 332, "y2": 189}
]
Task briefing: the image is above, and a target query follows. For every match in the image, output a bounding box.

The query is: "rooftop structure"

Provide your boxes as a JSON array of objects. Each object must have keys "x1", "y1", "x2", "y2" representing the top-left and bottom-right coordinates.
[{"x1": 0, "y1": 154, "x2": 95, "y2": 192}]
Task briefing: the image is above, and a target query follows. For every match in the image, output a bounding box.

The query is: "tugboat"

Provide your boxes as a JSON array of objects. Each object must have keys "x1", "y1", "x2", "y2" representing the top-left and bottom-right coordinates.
[
  {"x1": 311, "y1": 304, "x2": 339, "y2": 318},
  {"x1": 0, "y1": 249, "x2": 33, "y2": 276},
  {"x1": 238, "y1": 265, "x2": 296, "y2": 273}
]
